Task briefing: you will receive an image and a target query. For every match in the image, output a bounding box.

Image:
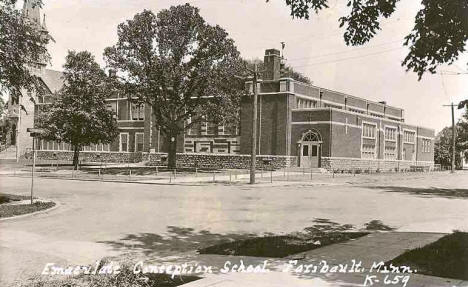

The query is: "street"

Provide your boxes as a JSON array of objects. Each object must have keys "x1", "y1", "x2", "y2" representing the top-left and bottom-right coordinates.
[{"x1": 0, "y1": 171, "x2": 467, "y2": 285}]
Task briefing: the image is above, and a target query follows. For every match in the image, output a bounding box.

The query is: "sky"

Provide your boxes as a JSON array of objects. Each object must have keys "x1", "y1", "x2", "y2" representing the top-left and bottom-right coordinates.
[{"x1": 29, "y1": 0, "x2": 468, "y2": 132}]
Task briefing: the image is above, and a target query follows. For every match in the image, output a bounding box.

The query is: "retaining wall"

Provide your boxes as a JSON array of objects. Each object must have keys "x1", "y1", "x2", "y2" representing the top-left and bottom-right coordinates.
[
  {"x1": 21, "y1": 150, "x2": 298, "y2": 169},
  {"x1": 22, "y1": 151, "x2": 144, "y2": 163},
  {"x1": 321, "y1": 157, "x2": 434, "y2": 172},
  {"x1": 148, "y1": 153, "x2": 298, "y2": 169}
]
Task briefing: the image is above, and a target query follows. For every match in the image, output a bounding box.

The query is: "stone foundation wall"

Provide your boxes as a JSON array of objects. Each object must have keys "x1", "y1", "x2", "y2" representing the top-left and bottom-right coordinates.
[
  {"x1": 22, "y1": 151, "x2": 144, "y2": 163},
  {"x1": 22, "y1": 150, "x2": 298, "y2": 169},
  {"x1": 148, "y1": 153, "x2": 297, "y2": 169},
  {"x1": 321, "y1": 157, "x2": 434, "y2": 172}
]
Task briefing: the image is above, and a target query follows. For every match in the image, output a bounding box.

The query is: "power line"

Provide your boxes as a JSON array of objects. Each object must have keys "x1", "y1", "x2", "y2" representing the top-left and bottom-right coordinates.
[
  {"x1": 288, "y1": 46, "x2": 403, "y2": 68},
  {"x1": 287, "y1": 38, "x2": 403, "y2": 62}
]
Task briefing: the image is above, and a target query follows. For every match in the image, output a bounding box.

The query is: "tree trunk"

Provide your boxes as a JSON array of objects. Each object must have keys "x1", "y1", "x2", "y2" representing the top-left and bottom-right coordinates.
[
  {"x1": 167, "y1": 133, "x2": 177, "y2": 169},
  {"x1": 72, "y1": 145, "x2": 80, "y2": 170}
]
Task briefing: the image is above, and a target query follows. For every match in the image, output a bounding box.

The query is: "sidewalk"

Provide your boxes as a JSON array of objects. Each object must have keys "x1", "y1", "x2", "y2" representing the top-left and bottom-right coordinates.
[
  {"x1": 179, "y1": 232, "x2": 467, "y2": 287},
  {"x1": 0, "y1": 167, "x2": 339, "y2": 186}
]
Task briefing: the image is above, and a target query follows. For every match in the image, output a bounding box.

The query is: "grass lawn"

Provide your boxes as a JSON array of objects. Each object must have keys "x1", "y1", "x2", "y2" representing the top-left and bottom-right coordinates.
[
  {"x1": 198, "y1": 232, "x2": 368, "y2": 258},
  {"x1": 0, "y1": 193, "x2": 30, "y2": 204},
  {"x1": 0, "y1": 194, "x2": 55, "y2": 218},
  {"x1": 388, "y1": 231, "x2": 468, "y2": 280},
  {"x1": 20, "y1": 265, "x2": 200, "y2": 287}
]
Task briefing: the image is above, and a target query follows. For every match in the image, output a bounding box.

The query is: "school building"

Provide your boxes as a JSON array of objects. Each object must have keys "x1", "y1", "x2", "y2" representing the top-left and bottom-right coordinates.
[
  {"x1": 5, "y1": 1, "x2": 434, "y2": 170},
  {"x1": 239, "y1": 49, "x2": 435, "y2": 170}
]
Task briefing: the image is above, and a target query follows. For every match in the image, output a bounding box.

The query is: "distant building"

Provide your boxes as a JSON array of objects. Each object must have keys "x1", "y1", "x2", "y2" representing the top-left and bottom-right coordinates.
[{"x1": 240, "y1": 49, "x2": 435, "y2": 170}]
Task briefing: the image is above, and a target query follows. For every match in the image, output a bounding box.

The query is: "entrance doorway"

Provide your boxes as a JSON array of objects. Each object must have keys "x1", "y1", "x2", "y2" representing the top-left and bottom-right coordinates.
[{"x1": 298, "y1": 130, "x2": 322, "y2": 168}]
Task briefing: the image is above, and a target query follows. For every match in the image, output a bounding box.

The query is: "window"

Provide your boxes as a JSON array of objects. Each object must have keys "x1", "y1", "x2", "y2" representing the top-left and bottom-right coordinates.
[
  {"x1": 384, "y1": 127, "x2": 397, "y2": 141},
  {"x1": 302, "y1": 145, "x2": 309, "y2": 156},
  {"x1": 404, "y1": 130, "x2": 415, "y2": 143},
  {"x1": 362, "y1": 123, "x2": 377, "y2": 139},
  {"x1": 362, "y1": 144, "x2": 376, "y2": 159},
  {"x1": 118, "y1": 100, "x2": 128, "y2": 120},
  {"x1": 120, "y1": 133, "x2": 129, "y2": 152},
  {"x1": 135, "y1": 133, "x2": 144, "y2": 152},
  {"x1": 107, "y1": 101, "x2": 117, "y2": 116},
  {"x1": 131, "y1": 103, "x2": 144, "y2": 120},
  {"x1": 384, "y1": 127, "x2": 397, "y2": 160},
  {"x1": 362, "y1": 122, "x2": 377, "y2": 159},
  {"x1": 422, "y1": 139, "x2": 431, "y2": 153},
  {"x1": 384, "y1": 146, "x2": 397, "y2": 160},
  {"x1": 311, "y1": 145, "x2": 318, "y2": 156}
]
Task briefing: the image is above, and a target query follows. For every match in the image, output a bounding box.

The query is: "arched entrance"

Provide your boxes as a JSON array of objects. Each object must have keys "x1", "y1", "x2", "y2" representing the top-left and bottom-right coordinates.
[{"x1": 297, "y1": 130, "x2": 322, "y2": 168}]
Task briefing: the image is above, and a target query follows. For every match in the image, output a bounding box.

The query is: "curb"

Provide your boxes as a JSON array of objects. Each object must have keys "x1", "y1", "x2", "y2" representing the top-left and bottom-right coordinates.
[{"x1": 0, "y1": 199, "x2": 61, "y2": 222}]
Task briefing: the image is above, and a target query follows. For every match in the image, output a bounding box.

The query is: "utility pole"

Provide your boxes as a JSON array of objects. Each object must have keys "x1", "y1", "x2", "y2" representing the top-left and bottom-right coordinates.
[
  {"x1": 236, "y1": 63, "x2": 264, "y2": 184},
  {"x1": 443, "y1": 103, "x2": 457, "y2": 173},
  {"x1": 250, "y1": 64, "x2": 261, "y2": 184}
]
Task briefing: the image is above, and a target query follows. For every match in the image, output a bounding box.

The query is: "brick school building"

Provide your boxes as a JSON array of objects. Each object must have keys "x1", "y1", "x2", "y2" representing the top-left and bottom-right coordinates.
[{"x1": 240, "y1": 49, "x2": 434, "y2": 171}]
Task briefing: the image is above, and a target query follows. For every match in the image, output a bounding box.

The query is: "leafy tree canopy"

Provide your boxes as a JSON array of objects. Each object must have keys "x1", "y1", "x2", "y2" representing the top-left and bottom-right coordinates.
[
  {"x1": 271, "y1": 0, "x2": 468, "y2": 79},
  {"x1": 0, "y1": 0, "x2": 50, "y2": 102},
  {"x1": 104, "y1": 4, "x2": 244, "y2": 167},
  {"x1": 37, "y1": 51, "x2": 118, "y2": 169},
  {"x1": 434, "y1": 107, "x2": 468, "y2": 167}
]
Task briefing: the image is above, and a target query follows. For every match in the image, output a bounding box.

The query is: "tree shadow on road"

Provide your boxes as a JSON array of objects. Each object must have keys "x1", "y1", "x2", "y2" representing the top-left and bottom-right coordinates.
[
  {"x1": 98, "y1": 226, "x2": 258, "y2": 257},
  {"x1": 366, "y1": 186, "x2": 468, "y2": 199},
  {"x1": 98, "y1": 219, "x2": 394, "y2": 259}
]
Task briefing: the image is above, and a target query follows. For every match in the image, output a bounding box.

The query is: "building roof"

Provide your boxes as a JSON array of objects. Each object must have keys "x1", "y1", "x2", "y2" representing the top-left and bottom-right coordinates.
[{"x1": 41, "y1": 69, "x2": 64, "y2": 94}]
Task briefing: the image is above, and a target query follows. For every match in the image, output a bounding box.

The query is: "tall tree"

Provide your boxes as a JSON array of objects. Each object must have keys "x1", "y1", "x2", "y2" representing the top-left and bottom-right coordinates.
[
  {"x1": 270, "y1": 0, "x2": 468, "y2": 79},
  {"x1": 37, "y1": 51, "x2": 118, "y2": 170},
  {"x1": 434, "y1": 107, "x2": 468, "y2": 168},
  {"x1": 0, "y1": 0, "x2": 50, "y2": 104},
  {"x1": 104, "y1": 4, "x2": 244, "y2": 168}
]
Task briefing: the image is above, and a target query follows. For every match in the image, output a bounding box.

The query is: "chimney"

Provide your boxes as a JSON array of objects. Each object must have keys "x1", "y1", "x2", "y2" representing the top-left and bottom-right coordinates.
[
  {"x1": 263, "y1": 49, "x2": 281, "y2": 80},
  {"x1": 108, "y1": 69, "x2": 116, "y2": 78},
  {"x1": 379, "y1": 101, "x2": 387, "y2": 105}
]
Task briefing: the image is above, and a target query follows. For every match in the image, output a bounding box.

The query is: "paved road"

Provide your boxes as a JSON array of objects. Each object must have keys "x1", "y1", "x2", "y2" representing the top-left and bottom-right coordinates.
[{"x1": 0, "y1": 172, "x2": 467, "y2": 285}]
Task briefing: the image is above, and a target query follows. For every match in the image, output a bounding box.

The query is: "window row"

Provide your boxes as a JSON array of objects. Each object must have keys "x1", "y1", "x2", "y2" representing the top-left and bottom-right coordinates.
[
  {"x1": 119, "y1": 132, "x2": 144, "y2": 152},
  {"x1": 296, "y1": 98, "x2": 317, "y2": 109},
  {"x1": 187, "y1": 122, "x2": 239, "y2": 136},
  {"x1": 106, "y1": 101, "x2": 145, "y2": 121},
  {"x1": 369, "y1": 113, "x2": 384, "y2": 118},
  {"x1": 37, "y1": 140, "x2": 110, "y2": 152},
  {"x1": 348, "y1": 108, "x2": 365, "y2": 114},
  {"x1": 323, "y1": 103, "x2": 343, "y2": 109}
]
